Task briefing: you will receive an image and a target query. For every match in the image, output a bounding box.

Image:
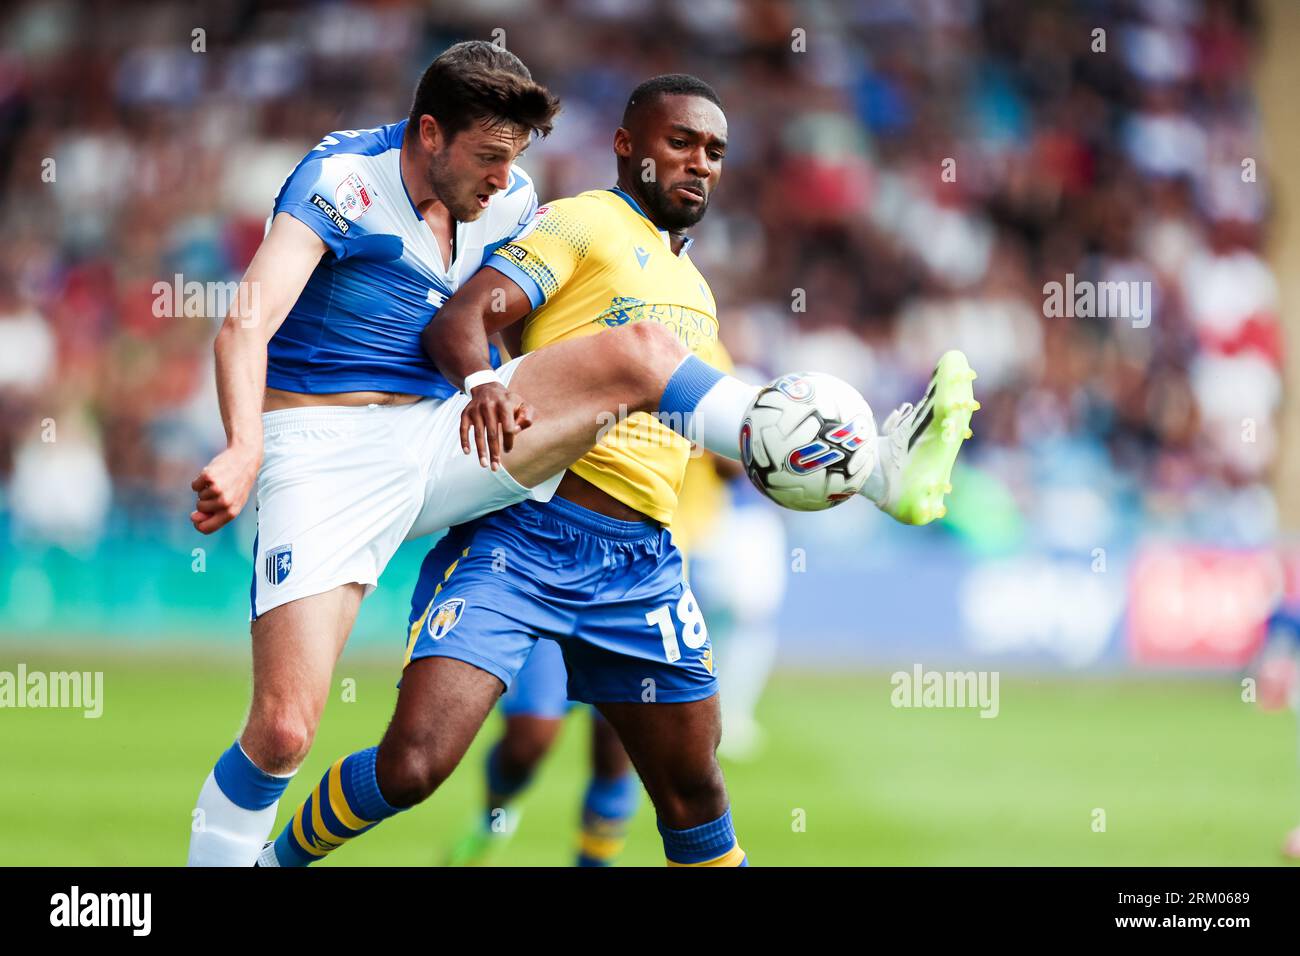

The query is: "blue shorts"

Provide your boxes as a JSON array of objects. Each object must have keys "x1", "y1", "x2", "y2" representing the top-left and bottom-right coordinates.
[
  {"x1": 499, "y1": 637, "x2": 575, "y2": 719},
  {"x1": 403, "y1": 496, "x2": 717, "y2": 705}
]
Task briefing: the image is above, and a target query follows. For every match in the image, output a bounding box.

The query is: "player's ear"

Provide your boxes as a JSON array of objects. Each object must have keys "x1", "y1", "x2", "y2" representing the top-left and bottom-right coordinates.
[
  {"x1": 420, "y1": 114, "x2": 445, "y2": 153},
  {"x1": 613, "y1": 126, "x2": 632, "y2": 159}
]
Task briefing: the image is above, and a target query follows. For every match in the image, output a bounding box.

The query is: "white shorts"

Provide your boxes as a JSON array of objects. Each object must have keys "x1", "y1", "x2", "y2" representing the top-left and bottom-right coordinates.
[{"x1": 249, "y1": 355, "x2": 562, "y2": 618}]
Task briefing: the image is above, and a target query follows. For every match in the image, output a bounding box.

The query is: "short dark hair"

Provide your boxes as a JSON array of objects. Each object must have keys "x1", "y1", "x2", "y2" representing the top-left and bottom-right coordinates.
[
  {"x1": 408, "y1": 41, "x2": 560, "y2": 141},
  {"x1": 622, "y1": 74, "x2": 722, "y2": 126}
]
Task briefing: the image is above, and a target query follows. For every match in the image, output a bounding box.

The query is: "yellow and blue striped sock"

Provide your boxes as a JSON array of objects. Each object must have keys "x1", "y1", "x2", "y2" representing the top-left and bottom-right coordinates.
[
  {"x1": 268, "y1": 746, "x2": 401, "y2": 866},
  {"x1": 659, "y1": 807, "x2": 748, "y2": 867},
  {"x1": 576, "y1": 771, "x2": 639, "y2": 867}
]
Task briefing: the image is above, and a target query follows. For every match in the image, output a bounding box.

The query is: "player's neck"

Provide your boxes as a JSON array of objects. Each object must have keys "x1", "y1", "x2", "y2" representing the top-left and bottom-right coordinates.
[
  {"x1": 615, "y1": 179, "x2": 689, "y2": 255},
  {"x1": 400, "y1": 138, "x2": 455, "y2": 262},
  {"x1": 399, "y1": 138, "x2": 451, "y2": 219}
]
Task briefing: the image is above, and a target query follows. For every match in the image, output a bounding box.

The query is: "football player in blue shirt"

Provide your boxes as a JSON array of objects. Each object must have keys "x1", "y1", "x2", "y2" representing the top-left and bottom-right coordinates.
[{"x1": 185, "y1": 41, "x2": 562, "y2": 866}]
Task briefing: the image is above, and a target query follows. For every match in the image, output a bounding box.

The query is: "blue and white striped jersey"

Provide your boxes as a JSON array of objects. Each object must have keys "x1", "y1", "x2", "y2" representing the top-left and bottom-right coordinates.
[{"x1": 267, "y1": 120, "x2": 537, "y2": 397}]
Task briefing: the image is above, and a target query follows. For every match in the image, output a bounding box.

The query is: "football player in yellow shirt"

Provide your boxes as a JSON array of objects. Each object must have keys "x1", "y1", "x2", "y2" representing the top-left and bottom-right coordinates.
[
  {"x1": 439, "y1": 343, "x2": 741, "y2": 869},
  {"x1": 260, "y1": 75, "x2": 976, "y2": 867},
  {"x1": 418, "y1": 75, "x2": 743, "y2": 865}
]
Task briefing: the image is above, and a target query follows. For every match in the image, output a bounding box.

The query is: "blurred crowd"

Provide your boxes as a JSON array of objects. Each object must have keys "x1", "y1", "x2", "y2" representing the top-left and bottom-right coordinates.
[{"x1": 0, "y1": 0, "x2": 1279, "y2": 553}]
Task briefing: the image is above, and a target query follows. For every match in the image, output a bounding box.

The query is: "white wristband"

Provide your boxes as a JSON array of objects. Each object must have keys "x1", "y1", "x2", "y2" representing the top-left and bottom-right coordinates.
[{"x1": 462, "y1": 369, "x2": 502, "y2": 394}]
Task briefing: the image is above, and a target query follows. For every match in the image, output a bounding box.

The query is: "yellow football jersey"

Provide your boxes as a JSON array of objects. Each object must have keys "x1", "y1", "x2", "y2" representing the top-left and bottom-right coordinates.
[{"x1": 489, "y1": 187, "x2": 720, "y2": 524}]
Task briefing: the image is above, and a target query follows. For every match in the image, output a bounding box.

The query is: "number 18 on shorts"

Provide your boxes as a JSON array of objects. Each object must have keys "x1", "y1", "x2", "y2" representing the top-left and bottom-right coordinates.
[{"x1": 403, "y1": 496, "x2": 717, "y2": 706}]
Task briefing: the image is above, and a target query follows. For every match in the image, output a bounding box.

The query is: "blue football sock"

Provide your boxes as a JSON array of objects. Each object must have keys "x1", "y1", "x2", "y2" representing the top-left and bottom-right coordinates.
[
  {"x1": 576, "y1": 771, "x2": 639, "y2": 866},
  {"x1": 659, "y1": 806, "x2": 748, "y2": 866},
  {"x1": 657, "y1": 355, "x2": 755, "y2": 459}
]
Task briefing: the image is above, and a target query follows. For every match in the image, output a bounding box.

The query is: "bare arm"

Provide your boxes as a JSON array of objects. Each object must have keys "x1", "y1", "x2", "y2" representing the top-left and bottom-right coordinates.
[
  {"x1": 191, "y1": 213, "x2": 326, "y2": 533},
  {"x1": 421, "y1": 266, "x2": 534, "y2": 470},
  {"x1": 421, "y1": 266, "x2": 532, "y2": 388},
  {"x1": 495, "y1": 324, "x2": 523, "y2": 362}
]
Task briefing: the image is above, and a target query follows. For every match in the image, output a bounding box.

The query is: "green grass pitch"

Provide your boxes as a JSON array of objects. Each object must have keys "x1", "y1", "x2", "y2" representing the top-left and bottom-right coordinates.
[{"x1": 2, "y1": 648, "x2": 1298, "y2": 866}]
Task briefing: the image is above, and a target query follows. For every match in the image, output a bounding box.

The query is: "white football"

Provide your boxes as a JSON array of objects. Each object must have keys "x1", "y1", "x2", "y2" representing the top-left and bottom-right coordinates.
[{"x1": 740, "y1": 372, "x2": 877, "y2": 511}]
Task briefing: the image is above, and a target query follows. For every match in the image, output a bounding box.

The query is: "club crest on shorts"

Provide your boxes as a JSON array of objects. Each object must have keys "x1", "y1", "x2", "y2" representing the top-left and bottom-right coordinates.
[
  {"x1": 427, "y1": 598, "x2": 465, "y2": 640},
  {"x1": 265, "y1": 544, "x2": 293, "y2": 586}
]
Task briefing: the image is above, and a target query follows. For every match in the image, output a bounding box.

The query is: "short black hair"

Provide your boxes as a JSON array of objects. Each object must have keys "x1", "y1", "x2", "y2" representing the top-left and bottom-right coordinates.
[
  {"x1": 622, "y1": 74, "x2": 722, "y2": 127},
  {"x1": 408, "y1": 41, "x2": 560, "y2": 140}
]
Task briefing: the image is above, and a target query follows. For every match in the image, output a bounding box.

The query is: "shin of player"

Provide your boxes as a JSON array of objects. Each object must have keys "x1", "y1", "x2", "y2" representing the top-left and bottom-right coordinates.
[
  {"x1": 447, "y1": 724, "x2": 640, "y2": 867},
  {"x1": 577, "y1": 716, "x2": 640, "y2": 867},
  {"x1": 446, "y1": 639, "x2": 641, "y2": 867}
]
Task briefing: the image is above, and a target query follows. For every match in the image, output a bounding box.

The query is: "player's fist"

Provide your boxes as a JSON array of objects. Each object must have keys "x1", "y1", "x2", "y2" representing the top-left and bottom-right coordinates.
[
  {"x1": 460, "y1": 381, "x2": 533, "y2": 471},
  {"x1": 191, "y1": 444, "x2": 261, "y2": 534}
]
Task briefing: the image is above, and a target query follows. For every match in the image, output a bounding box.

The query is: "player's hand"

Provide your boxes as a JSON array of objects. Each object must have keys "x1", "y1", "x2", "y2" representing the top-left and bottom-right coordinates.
[
  {"x1": 460, "y1": 382, "x2": 533, "y2": 471},
  {"x1": 190, "y1": 444, "x2": 261, "y2": 534}
]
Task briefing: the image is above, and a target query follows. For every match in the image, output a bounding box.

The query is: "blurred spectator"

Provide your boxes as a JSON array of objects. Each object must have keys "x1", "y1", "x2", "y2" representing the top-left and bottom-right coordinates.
[{"x1": 0, "y1": 0, "x2": 1277, "y2": 552}]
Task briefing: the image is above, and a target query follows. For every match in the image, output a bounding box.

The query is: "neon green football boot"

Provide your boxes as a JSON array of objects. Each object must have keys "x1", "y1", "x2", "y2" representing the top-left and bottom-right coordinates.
[
  {"x1": 442, "y1": 806, "x2": 522, "y2": 867},
  {"x1": 872, "y1": 350, "x2": 978, "y2": 526}
]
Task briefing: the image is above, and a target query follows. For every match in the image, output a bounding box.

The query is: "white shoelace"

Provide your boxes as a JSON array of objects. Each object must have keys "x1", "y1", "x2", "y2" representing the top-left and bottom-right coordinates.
[{"x1": 881, "y1": 401, "x2": 915, "y2": 437}]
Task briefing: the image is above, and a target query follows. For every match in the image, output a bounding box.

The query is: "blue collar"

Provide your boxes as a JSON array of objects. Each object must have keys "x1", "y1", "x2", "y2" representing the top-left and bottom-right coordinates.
[
  {"x1": 607, "y1": 186, "x2": 695, "y2": 257},
  {"x1": 609, "y1": 185, "x2": 650, "y2": 220},
  {"x1": 396, "y1": 119, "x2": 426, "y2": 222}
]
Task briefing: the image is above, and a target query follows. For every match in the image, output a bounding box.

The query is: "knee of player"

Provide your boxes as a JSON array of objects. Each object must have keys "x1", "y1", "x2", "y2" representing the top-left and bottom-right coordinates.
[
  {"x1": 601, "y1": 323, "x2": 685, "y2": 402},
  {"x1": 657, "y1": 763, "x2": 728, "y2": 825},
  {"x1": 376, "y1": 737, "x2": 454, "y2": 808},
  {"x1": 243, "y1": 712, "x2": 315, "y2": 773}
]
